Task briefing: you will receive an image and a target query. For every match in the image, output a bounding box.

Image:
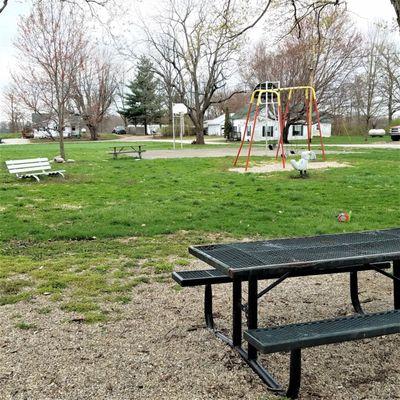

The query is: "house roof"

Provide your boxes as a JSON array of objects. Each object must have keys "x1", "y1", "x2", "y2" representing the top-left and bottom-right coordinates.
[
  {"x1": 232, "y1": 105, "x2": 276, "y2": 121},
  {"x1": 205, "y1": 113, "x2": 235, "y2": 126}
]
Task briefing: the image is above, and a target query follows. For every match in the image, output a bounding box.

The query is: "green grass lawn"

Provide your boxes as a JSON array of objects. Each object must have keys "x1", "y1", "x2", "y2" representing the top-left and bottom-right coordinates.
[
  {"x1": 1, "y1": 141, "x2": 399, "y2": 322},
  {"x1": 0, "y1": 132, "x2": 21, "y2": 139}
]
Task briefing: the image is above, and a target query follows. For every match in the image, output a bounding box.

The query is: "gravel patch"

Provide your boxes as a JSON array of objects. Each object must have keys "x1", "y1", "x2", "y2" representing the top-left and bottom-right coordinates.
[
  {"x1": 229, "y1": 161, "x2": 350, "y2": 174},
  {"x1": 0, "y1": 269, "x2": 399, "y2": 400}
]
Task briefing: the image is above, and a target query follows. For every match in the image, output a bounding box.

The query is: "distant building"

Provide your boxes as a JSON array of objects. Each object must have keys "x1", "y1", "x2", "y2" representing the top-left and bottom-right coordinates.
[
  {"x1": 31, "y1": 112, "x2": 84, "y2": 138},
  {"x1": 205, "y1": 114, "x2": 234, "y2": 136}
]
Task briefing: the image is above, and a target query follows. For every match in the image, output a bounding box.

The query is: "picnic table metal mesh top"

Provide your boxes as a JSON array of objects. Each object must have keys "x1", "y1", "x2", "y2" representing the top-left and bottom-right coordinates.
[{"x1": 189, "y1": 228, "x2": 400, "y2": 277}]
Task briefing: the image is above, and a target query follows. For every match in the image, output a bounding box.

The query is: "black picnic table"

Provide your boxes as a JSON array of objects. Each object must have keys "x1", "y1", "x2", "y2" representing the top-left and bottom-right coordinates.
[
  {"x1": 109, "y1": 145, "x2": 145, "y2": 159},
  {"x1": 187, "y1": 228, "x2": 400, "y2": 398}
]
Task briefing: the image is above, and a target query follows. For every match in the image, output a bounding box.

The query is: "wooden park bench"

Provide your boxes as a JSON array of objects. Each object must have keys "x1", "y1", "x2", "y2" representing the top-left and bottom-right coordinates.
[
  {"x1": 109, "y1": 145, "x2": 145, "y2": 160},
  {"x1": 6, "y1": 158, "x2": 65, "y2": 182}
]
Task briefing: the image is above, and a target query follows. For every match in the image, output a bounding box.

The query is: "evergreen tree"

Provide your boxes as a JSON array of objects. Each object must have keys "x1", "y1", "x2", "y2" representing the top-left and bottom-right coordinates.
[
  {"x1": 224, "y1": 107, "x2": 234, "y2": 140},
  {"x1": 120, "y1": 56, "x2": 162, "y2": 134}
]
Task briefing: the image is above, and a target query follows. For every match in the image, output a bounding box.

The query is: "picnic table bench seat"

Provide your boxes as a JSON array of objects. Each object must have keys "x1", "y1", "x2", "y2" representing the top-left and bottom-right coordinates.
[
  {"x1": 245, "y1": 309, "x2": 400, "y2": 398},
  {"x1": 6, "y1": 158, "x2": 65, "y2": 182},
  {"x1": 245, "y1": 309, "x2": 400, "y2": 354},
  {"x1": 172, "y1": 269, "x2": 232, "y2": 286}
]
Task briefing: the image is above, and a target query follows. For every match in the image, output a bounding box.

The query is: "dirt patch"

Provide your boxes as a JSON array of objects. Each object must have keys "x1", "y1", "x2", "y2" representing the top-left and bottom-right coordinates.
[
  {"x1": 0, "y1": 267, "x2": 399, "y2": 400},
  {"x1": 230, "y1": 161, "x2": 350, "y2": 174}
]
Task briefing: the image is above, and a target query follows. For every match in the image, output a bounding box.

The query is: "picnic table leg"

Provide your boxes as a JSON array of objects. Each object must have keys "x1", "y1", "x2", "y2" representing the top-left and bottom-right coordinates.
[
  {"x1": 350, "y1": 271, "x2": 364, "y2": 314},
  {"x1": 232, "y1": 279, "x2": 242, "y2": 347},
  {"x1": 247, "y1": 277, "x2": 258, "y2": 360},
  {"x1": 394, "y1": 260, "x2": 400, "y2": 310},
  {"x1": 204, "y1": 284, "x2": 214, "y2": 330},
  {"x1": 286, "y1": 349, "x2": 302, "y2": 399},
  {"x1": 138, "y1": 145, "x2": 142, "y2": 159}
]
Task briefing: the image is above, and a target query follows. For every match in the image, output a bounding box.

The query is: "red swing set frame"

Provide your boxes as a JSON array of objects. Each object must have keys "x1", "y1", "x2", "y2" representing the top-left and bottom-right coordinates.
[{"x1": 233, "y1": 86, "x2": 326, "y2": 171}]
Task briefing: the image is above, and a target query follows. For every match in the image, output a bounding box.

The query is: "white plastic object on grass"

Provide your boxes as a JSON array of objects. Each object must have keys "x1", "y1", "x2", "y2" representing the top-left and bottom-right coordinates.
[{"x1": 290, "y1": 151, "x2": 316, "y2": 173}]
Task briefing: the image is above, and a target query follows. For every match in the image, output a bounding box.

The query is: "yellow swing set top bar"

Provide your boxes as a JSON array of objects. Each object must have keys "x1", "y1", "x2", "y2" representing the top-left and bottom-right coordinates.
[{"x1": 249, "y1": 86, "x2": 317, "y2": 105}]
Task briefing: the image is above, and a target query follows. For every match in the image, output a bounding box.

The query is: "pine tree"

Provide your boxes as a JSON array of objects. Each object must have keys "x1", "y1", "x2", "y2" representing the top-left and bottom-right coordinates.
[
  {"x1": 120, "y1": 56, "x2": 162, "y2": 135},
  {"x1": 224, "y1": 107, "x2": 234, "y2": 140}
]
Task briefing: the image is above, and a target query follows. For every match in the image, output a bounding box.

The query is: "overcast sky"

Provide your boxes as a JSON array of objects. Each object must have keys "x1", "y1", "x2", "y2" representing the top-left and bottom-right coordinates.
[{"x1": 0, "y1": 0, "x2": 398, "y2": 118}]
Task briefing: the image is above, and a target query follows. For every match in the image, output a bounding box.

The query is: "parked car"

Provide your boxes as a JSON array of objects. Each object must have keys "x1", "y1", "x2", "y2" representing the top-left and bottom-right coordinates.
[
  {"x1": 112, "y1": 126, "x2": 127, "y2": 135},
  {"x1": 390, "y1": 125, "x2": 400, "y2": 141}
]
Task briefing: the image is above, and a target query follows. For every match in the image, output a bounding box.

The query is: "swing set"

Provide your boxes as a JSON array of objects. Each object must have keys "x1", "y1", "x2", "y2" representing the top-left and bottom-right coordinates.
[{"x1": 233, "y1": 85, "x2": 326, "y2": 171}]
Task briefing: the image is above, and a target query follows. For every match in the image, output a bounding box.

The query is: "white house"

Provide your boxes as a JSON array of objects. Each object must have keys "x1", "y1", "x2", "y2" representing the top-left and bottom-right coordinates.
[{"x1": 205, "y1": 114, "x2": 234, "y2": 136}]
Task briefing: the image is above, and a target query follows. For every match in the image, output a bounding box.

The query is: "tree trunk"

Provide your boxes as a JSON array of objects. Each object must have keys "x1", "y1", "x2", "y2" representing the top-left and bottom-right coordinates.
[
  {"x1": 388, "y1": 89, "x2": 393, "y2": 124},
  {"x1": 283, "y1": 123, "x2": 291, "y2": 144},
  {"x1": 88, "y1": 125, "x2": 98, "y2": 140},
  {"x1": 194, "y1": 113, "x2": 205, "y2": 144},
  {"x1": 195, "y1": 128, "x2": 205, "y2": 144},
  {"x1": 391, "y1": 0, "x2": 400, "y2": 28},
  {"x1": 59, "y1": 128, "x2": 66, "y2": 159},
  {"x1": 144, "y1": 118, "x2": 148, "y2": 135}
]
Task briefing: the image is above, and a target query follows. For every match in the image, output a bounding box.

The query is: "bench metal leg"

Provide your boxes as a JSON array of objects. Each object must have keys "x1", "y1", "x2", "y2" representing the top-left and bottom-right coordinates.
[
  {"x1": 286, "y1": 349, "x2": 302, "y2": 399},
  {"x1": 247, "y1": 277, "x2": 258, "y2": 360},
  {"x1": 204, "y1": 284, "x2": 232, "y2": 345},
  {"x1": 350, "y1": 271, "x2": 364, "y2": 314},
  {"x1": 232, "y1": 279, "x2": 242, "y2": 347},
  {"x1": 394, "y1": 260, "x2": 400, "y2": 310}
]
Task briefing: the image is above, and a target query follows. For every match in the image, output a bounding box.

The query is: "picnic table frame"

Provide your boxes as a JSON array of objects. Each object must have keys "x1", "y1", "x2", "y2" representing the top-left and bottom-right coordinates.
[
  {"x1": 188, "y1": 228, "x2": 400, "y2": 398},
  {"x1": 109, "y1": 145, "x2": 145, "y2": 159}
]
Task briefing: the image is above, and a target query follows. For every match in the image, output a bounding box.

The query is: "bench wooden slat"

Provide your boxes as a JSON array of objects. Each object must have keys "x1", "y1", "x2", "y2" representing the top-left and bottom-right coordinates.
[
  {"x1": 8, "y1": 165, "x2": 52, "y2": 174},
  {"x1": 6, "y1": 158, "x2": 49, "y2": 165},
  {"x1": 8, "y1": 162, "x2": 51, "y2": 170},
  {"x1": 7, "y1": 163, "x2": 51, "y2": 173},
  {"x1": 244, "y1": 310, "x2": 400, "y2": 354}
]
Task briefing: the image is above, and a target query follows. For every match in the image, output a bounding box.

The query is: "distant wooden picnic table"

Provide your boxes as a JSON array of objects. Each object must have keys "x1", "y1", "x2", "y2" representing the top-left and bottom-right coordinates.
[{"x1": 109, "y1": 145, "x2": 145, "y2": 160}]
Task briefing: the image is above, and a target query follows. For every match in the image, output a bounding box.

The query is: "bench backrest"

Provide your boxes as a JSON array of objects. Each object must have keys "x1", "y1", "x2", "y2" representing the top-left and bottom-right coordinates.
[{"x1": 6, "y1": 158, "x2": 52, "y2": 175}]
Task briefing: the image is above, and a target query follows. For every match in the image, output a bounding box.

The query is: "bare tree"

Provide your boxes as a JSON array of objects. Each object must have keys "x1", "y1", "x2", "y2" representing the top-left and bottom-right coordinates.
[
  {"x1": 13, "y1": 1, "x2": 87, "y2": 159},
  {"x1": 350, "y1": 27, "x2": 385, "y2": 133},
  {"x1": 145, "y1": 0, "x2": 251, "y2": 144},
  {"x1": 0, "y1": 0, "x2": 109, "y2": 15},
  {"x1": 241, "y1": 9, "x2": 360, "y2": 142},
  {"x1": 1, "y1": 86, "x2": 24, "y2": 133},
  {"x1": 377, "y1": 28, "x2": 400, "y2": 123},
  {"x1": 73, "y1": 51, "x2": 118, "y2": 140}
]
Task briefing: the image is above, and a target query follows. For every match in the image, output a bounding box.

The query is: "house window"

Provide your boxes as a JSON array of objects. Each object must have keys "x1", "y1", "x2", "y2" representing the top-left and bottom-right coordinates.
[
  {"x1": 262, "y1": 126, "x2": 273, "y2": 137},
  {"x1": 246, "y1": 126, "x2": 251, "y2": 136},
  {"x1": 292, "y1": 125, "x2": 303, "y2": 136}
]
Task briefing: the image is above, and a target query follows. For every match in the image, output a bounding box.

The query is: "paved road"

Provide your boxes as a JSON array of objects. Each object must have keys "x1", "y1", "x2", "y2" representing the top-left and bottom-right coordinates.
[{"x1": 0, "y1": 138, "x2": 31, "y2": 145}]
